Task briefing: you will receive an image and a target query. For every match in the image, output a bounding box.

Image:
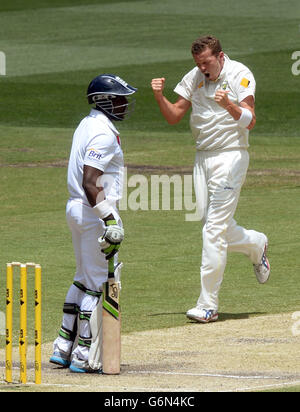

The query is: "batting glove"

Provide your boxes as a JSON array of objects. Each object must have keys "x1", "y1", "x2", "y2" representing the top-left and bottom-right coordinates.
[{"x1": 98, "y1": 219, "x2": 124, "y2": 260}]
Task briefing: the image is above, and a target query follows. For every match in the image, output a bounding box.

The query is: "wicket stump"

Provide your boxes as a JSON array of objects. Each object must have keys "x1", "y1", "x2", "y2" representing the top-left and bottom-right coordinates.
[{"x1": 5, "y1": 262, "x2": 42, "y2": 384}]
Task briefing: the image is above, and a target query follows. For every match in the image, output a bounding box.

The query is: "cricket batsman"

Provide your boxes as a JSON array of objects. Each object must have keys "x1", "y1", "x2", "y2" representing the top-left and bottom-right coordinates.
[
  {"x1": 151, "y1": 35, "x2": 270, "y2": 323},
  {"x1": 50, "y1": 74, "x2": 137, "y2": 372}
]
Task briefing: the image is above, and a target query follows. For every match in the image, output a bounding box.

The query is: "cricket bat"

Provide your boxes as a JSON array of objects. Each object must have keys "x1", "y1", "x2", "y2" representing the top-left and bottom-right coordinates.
[{"x1": 102, "y1": 258, "x2": 122, "y2": 374}]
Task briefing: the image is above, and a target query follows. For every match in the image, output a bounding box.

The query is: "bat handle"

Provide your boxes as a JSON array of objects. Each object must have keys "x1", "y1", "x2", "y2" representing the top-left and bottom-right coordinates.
[{"x1": 108, "y1": 257, "x2": 115, "y2": 279}]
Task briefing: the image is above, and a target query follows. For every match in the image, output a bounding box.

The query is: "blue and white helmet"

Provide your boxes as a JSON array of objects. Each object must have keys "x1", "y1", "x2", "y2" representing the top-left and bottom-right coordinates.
[{"x1": 87, "y1": 74, "x2": 137, "y2": 121}]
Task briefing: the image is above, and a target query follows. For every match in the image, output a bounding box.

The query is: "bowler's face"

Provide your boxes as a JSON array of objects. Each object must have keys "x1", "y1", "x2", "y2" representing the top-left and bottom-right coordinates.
[{"x1": 193, "y1": 48, "x2": 224, "y2": 81}]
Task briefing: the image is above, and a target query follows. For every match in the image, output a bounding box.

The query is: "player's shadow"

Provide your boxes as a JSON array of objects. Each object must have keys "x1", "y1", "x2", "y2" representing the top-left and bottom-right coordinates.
[
  {"x1": 149, "y1": 312, "x2": 266, "y2": 322},
  {"x1": 217, "y1": 312, "x2": 266, "y2": 322}
]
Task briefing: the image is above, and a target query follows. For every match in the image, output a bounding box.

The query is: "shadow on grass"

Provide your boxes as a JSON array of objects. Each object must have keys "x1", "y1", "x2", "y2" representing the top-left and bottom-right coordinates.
[
  {"x1": 218, "y1": 312, "x2": 266, "y2": 322},
  {"x1": 148, "y1": 312, "x2": 266, "y2": 322}
]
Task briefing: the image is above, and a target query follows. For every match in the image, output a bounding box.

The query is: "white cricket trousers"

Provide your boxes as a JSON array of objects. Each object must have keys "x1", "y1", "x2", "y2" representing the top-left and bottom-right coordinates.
[
  {"x1": 194, "y1": 149, "x2": 267, "y2": 311},
  {"x1": 53, "y1": 199, "x2": 120, "y2": 361},
  {"x1": 66, "y1": 198, "x2": 113, "y2": 291}
]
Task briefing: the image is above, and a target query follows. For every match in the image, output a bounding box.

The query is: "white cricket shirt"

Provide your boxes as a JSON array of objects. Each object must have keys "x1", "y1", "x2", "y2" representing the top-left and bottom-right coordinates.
[
  {"x1": 174, "y1": 54, "x2": 256, "y2": 151},
  {"x1": 67, "y1": 109, "x2": 124, "y2": 205}
]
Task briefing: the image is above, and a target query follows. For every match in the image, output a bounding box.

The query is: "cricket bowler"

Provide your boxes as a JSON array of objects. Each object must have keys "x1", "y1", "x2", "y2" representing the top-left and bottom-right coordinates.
[
  {"x1": 50, "y1": 74, "x2": 137, "y2": 372},
  {"x1": 151, "y1": 35, "x2": 270, "y2": 323}
]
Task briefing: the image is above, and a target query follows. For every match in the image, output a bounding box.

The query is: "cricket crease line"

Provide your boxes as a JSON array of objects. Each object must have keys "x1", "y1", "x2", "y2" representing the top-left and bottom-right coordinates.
[
  {"x1": 127, "y1": 370, "x2": 290, "y2": 380},
  {"x1": 0, "y1": 381, "x2": 88, "y2": 388},
  {"x1": 0, "y1": 380, "x2": 196, "y2": 392},
  {"x1": 227, "y1": 380, "x2": 300, "y2": 392}
]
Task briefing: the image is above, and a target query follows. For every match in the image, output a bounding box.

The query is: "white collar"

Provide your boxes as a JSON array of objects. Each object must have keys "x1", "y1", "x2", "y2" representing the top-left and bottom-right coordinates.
[{"x1": 89, "y1": 109, "x2": 120, "y2": 136}]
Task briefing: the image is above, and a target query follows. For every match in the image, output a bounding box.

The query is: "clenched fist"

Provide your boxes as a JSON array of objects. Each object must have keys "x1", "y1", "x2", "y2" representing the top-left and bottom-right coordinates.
[
  {"x1": 214, "y1": 89, "x2": 230, "y2": 109},
  {"x1": 151, "y1": 78, "x2": 166, "y2": 96}
]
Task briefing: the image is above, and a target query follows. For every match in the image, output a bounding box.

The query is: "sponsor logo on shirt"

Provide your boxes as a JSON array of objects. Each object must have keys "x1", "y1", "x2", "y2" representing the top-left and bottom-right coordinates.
[{"x1": 87, "y1": 148, "x2": 102, "y2": 160}]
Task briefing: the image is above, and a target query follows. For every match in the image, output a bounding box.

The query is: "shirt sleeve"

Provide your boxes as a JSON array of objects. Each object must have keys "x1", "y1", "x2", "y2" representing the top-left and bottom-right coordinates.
[
  {"x1": 235, "y1": 70, "x2": 256, "y2": 103},
  {"x1": 83, "y1": 133, "x2": 116, "y2": 172},
  {"x1": 174, "y1": 68, "x2": 198, "y2": 102}
]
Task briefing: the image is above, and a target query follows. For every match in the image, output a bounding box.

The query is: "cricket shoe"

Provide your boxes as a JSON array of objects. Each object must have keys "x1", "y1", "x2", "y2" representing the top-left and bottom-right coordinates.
[
  {"x1": 49, "y1": 350, "x2": 71, "y2": 368},
  {"x1": 186, "y1": 307, "x2": 218, "y2": 323},
  {"x1": 253, "y1": 239, "x2": 270, "y2": 284},
  {"x1": 69, "y1": 357, "x2": 102, "y2": 374}
]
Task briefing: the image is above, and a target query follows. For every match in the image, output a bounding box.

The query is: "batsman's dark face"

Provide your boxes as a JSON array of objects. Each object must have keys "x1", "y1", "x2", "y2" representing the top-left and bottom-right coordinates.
[
  {"x1": 193, "y1": 48, "x2": 224, "y2": 81},
  {"x1": 112, "y1": 96, "x2": 128, "y2": 119}
]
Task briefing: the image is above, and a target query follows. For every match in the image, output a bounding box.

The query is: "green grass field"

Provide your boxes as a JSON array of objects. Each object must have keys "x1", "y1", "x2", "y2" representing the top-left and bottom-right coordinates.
[{"x1": 0, "y1": 0, "x2": 299, "y2": 392}]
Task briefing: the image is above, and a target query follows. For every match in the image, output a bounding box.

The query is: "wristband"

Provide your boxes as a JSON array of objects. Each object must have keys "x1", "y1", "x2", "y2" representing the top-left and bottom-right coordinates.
[
  {"x1": 105, "y1": 219, "x2": 117, "y2": 226},
  {"x1": 93, "y1": 199, "x2": 115, "y2": 219},
  {"x1": 237, "y1": 107, "x2": 253, "y2": 128}
]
